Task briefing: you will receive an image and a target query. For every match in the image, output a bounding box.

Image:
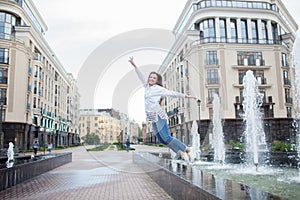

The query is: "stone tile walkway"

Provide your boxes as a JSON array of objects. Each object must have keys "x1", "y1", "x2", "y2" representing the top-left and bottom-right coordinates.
[{"x1": 0, "y1": 145, "x2": 173, "y2": 200}]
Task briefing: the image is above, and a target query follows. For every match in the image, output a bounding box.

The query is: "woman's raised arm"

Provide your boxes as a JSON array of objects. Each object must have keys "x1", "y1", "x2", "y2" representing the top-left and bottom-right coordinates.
[{"x1": 129, "y1": 56, "x2": 147, "y2": 86}]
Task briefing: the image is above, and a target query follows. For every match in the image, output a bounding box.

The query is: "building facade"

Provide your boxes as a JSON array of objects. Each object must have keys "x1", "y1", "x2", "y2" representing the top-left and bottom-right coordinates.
[
  {"x1": 0, "y1": 0, "x2": 80, "y2": 150},
  {"x1": 79, "y1": 109, "x2": 140, "y2": 144},
  {"x1": 150, "y1": 0, "x2": 298, "y2": 147},
  {"x1": 79, "y1": 109, "x2": 122, "y2": 144}
]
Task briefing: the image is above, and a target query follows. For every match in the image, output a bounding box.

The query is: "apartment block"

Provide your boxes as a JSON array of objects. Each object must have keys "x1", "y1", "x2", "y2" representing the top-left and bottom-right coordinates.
[
  {"x1": 150, "y1": 0, "x2": 298, "y2": 146},
  {"x1": 0, "y1": 0, "x2": 80, "y2": 150}
]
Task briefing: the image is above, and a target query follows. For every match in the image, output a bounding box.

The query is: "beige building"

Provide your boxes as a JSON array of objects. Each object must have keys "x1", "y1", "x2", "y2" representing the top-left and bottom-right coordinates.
[
  {"x1": 145, "y1": 0, "x2": 298, "y2": 146},
  {"x1": 0, "y1": 0, "x2": 80, "y2": 149},
  {"x1": 79, "y1": 109, "x2": 140, "y2": 144},
  {"x1": 79, "y1": 109, "x2": 122, "y2": 144}
]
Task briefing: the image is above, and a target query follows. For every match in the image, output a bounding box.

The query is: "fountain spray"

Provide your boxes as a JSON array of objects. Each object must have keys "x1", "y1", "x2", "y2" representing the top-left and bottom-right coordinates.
[
  {"x1": 292, "y1": 31, "x2": 300, "y2": 175},
  {"x1": 212, "y1": 93, "x2": 225, "y2": 164},
  {"x1": 242, "y1": 70, "x2": 267, "y2": 168}
]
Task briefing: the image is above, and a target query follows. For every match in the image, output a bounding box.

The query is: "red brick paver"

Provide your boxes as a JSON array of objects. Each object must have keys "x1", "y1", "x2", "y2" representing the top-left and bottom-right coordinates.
[{"x1": 0, "y1": 145, "x2": 173, "y2": 200}]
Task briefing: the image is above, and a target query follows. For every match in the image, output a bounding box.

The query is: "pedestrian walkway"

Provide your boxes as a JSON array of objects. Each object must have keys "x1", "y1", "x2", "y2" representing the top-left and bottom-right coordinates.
[{"x1": 0, "y1": 145, "x2": 173, "y2": 200}]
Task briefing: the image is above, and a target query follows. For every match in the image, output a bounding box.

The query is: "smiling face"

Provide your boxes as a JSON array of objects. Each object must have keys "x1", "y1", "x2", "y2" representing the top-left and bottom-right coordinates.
[{"x1": 148, "y1": 73, "x2": 158, "y2": 86}]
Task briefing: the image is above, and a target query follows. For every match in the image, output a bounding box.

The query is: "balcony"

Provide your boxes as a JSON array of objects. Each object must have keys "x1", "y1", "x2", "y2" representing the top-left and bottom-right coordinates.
[
  {"x1": 233, "y1": 59, "x2": 271, "y2": 69},
  {"x1": 234, "y1": 77, "x2": 271, "y2": 88}
]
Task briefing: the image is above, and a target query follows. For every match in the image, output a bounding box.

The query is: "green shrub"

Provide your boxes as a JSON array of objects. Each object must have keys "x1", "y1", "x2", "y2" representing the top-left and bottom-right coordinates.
[
  {"x1": 229, "y1": 140, "x2": 244, "y2": 150},
  {"x1": 87, "y1": 143, "x2": 110, "y2": 151},
  {"x1": 271, "y1": 141, "x2": 295, "y2": 152}
]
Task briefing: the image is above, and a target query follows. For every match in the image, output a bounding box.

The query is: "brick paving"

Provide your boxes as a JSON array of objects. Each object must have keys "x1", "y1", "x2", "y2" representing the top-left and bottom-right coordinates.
[{"x1": 0, "y1": 145, "x2": 173, "y2": 200}]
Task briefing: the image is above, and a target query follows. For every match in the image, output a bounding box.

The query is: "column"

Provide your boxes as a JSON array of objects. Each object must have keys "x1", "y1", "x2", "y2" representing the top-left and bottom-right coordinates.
[
  {"x1": 226, "y1": 18, "x2": 231, "y2": 42},
  {"x1": 247, "y1": 19, "x2": 252, "y2": 43},
  {"x1": 236, "y1": 18, "x2": 242, "y2": 43},
  {"x1": 257, "y1": 19, "x2": 263, "y2": 44},
  {"x1": 215, "y1": 17, "x2": 220, "y2": 43}
]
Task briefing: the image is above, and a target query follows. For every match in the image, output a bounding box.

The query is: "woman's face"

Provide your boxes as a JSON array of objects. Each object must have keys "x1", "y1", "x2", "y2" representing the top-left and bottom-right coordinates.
[{"x1": 148, "y1": 73, "x2": 158, "y2": 86}]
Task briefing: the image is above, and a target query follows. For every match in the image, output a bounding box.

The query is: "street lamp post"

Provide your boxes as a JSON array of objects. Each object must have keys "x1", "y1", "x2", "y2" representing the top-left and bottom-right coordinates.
[
  {"x1": 197, "y1": 99, "x2": 201, "y2": 135},
  {"x1": 0, "y1": 100, "x2": 4, "y2": 149},
  {"x1": 40, "y1": 108, "x2": 46, "y2": 155}
]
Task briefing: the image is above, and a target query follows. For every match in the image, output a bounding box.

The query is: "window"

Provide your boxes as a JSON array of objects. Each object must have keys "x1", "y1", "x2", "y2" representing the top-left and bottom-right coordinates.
[
  {"x1": 207, "y1": 69, "x2": 219, "y2": 84},
  {"x1": 281, "y1": 53, "x2": 288, "y2": 67},
  {"x1": 206, "y1": 51, "x2": 218, "y2": 65},
  {"x1": 238, "y1": 70, "x2": 265, "y2": 84},
  {"x1": 0, "y1": 88, "x2": 7, "y2": 103},
  {"x1": 237, "y1": 52, "x2": 262, "y2": 66},
  {"x1": 238, "y1": 70, "x2": 246, "y2": 84},
  {"x1": 0, "y1": 12, "x2": 17, "y2": 39},
  {"x1": 251, "y1": 20, "x2": 258, "y2": 43},
  {"x1": 287, "y1": 107, "x2": 292, "y2": 118},
  {"x1": 230, "y1": 19, "x2": 237, "y2": 43},
  {"x1": 272, "y1": 22, "x2": 279, "y2": 44},
  {"x1": 241, "y1": 20, "x2": 248, "y2": 43},
  {"x1": 0, "y1": 48, "x2": 9, "y2": 64},
  {"x1": 0, "y1": 68, "x2": 8, "y2": 84},
  {"x1": 219, "y1": 19, "x2": 227, "y2": 42},
  {"x1": 261, "y1": 20, "x2": 268, "y2": 44},
  {"x1": 283, "y1": 70, "x2": 290, "y2": 85},
  {"x1": 207, "y1": 88, "x2": 219, "y2": 103},
  {"x1": 34, "y1": 81, "x2": 37, "y2": 94},
  {"x1": 199, "y1": 18, "x2": 216, "y2": 43},
  {"x1": 285, "y1": 88, "x2": 292, "y2": 103}
]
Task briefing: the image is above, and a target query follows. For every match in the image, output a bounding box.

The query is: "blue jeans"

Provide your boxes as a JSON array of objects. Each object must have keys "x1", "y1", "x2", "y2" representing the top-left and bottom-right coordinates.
[{"x1": 152, "y1": 116, "x2": 186, "y2": 153}]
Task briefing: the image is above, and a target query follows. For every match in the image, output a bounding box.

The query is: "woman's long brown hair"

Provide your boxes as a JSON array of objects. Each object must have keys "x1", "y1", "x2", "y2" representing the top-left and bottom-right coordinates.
[{"x1": 148, "y1": 72, "x2": 164, "y2": 105}]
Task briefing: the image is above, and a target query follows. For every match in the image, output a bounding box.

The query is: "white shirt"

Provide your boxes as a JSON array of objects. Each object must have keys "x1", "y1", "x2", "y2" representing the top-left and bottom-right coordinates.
[{"x1": 135, "y1": 68, "x2": 185, "y2": 122}]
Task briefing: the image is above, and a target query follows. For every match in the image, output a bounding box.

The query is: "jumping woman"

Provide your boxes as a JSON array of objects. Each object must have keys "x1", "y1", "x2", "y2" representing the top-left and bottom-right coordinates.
[{"x1": 129, "y1": 57, "x2": 197, "y2": 161}]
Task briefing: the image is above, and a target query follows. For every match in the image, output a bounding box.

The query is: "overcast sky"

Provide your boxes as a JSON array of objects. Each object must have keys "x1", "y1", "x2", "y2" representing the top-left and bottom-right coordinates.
[{"x1": 33, "y1": 0, "x2": 299, "y2": 124}]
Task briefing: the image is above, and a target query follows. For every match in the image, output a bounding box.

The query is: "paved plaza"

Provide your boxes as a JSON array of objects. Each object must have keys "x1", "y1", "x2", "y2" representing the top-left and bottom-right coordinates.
[{"x1": 0, "y1": 145, "x2": 173, "y2": 200}]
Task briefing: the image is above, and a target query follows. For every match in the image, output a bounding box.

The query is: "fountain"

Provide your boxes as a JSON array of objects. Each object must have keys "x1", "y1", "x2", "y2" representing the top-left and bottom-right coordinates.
[
  {"x1": 134, "y1": 51, "x2": 300, "y2": 199},
  {"x1": 190, "y1": 120, "x2": 201, "y2": 162},
  {"x1": 5, "y1": 142, "x2": 14, "y2": 168},
  {"x1": 212, "y1": 93, "x2": 225, "y2": 163},
  {"x1": 292, "y1": 31, "x2": 300, "y2": 175},
  {"x1": 242, "y1": 70, "x2": 267, "y2": 168}
]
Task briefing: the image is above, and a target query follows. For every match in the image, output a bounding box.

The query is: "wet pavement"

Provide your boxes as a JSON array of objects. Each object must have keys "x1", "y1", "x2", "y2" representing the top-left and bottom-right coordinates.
[{"x1": 0, "y1": 145, "x2": 173, "y2": 200}]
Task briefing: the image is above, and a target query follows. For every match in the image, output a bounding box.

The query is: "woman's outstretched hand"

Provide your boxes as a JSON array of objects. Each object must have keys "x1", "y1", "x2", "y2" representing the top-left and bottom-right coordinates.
[
  {"x1": 129, "y1": 56, "x2": 136, "y2": 68},
  {"x1": 185, "y1": 95, "x2": 198, "y2": 100}
]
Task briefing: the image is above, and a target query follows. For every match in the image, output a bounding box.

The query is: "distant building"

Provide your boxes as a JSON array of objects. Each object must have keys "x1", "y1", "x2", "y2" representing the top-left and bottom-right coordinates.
[
  {"x1": 79, "y1": 109, "x2": 139, "y2": 144},
  {"x1": 79, "y1": 109, "x2": 121, "y2": 144},
  {"x1": 0, "y1": 0, "x2": 80, "y2": 149}
]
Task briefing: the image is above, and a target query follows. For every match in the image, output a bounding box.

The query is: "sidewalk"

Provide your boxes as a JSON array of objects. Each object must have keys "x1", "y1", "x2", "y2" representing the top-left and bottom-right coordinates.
[{"x1": 0, "y1": 145, "x2": 173, "y2": 200}]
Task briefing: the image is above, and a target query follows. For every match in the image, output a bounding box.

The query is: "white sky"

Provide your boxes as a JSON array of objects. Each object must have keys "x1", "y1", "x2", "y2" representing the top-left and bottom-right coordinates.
[{"x1": 33, "y1": 0, "x2": 299, "y2": 125}]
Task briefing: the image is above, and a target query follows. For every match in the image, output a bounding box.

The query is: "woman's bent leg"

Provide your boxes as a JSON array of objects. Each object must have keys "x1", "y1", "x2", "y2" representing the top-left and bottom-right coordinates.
[
  {"x1": 152, "y1": 122, "x2": 168, "y2": 145},
  {"x1": 155, "y1": 117, "x2": 186, "y2": 153}
]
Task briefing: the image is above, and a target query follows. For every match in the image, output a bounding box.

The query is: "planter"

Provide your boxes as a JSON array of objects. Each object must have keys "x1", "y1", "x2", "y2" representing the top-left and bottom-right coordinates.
[{"x1": 0, "y1": 152, "x2": 72, "y2": 191}]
